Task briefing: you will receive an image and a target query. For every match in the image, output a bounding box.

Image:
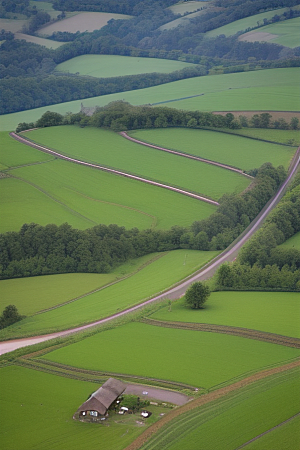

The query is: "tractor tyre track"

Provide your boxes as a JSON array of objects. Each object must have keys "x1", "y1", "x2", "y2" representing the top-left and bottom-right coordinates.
[
  {"x1": 141, "y1": 318, "x2": 300, "y2": 348},
  {"x1": 124, "y1": 360, "x2": 300, "y2": 450}
]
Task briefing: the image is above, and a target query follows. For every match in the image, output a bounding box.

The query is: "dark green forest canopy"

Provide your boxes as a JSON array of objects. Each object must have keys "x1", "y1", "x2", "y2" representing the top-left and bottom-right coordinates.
[
  {"x1": 52, "y1": 0, "x2": 178, "y2": 14},
  {"x1": 0, "y1": 163, "x2": 287, "y2": 280}
]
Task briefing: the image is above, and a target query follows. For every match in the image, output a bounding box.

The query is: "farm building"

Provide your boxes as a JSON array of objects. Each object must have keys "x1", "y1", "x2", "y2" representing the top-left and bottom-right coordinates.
[{"x1": 73, "y1": 378, "x2": 126, "y2": 421}]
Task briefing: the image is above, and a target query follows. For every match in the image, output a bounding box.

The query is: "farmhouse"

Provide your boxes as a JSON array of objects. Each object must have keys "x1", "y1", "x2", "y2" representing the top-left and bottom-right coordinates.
[{"x1": 74, "y1": 378, "x2": 126, "y2": 421}]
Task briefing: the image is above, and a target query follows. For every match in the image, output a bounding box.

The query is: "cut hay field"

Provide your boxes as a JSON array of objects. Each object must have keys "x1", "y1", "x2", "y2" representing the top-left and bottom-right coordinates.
[
  {"x1": 138, "y1": 368, "x2": 300, "y2": 450},
  {"x1": 1, "y1": 67, "x2": 298, "y2": 132},
  {"x1": 0, "y1": 250, "x2": 219, "y2": 339},
  {"x1": 56, "y1": 55, "x2": 195, "y2": 78},
  {"x1": 1, "y1": 133, "x2": 216, "y2": 232},
  {"x1": 239, "y1": 17, "x2": 300, "y2": 48},
  {"x1": 43, "y1": 322, "x2": 300, "y2": 388},
  {"x1": 151, "y1": 292, "x2": 300, "y2": 338},
  {"x1": 24, "y1": 126, "x2": 251, "y2": 200},
  {"x1": 280, "y1": 231, "x2": 300, "y2": 250},
  {"x1": 14, "y1": 32, "x2": 65, "y2": 48},
  {"x1": 129, "y1": 128, "x2": 296, "y2": 170},
  {"x1": 205, "y1": 7, "x2": 289, "y2": 38},
  {"x1": 38, "y1": 12, "x2": 132, "y2": 35},
  {"x1": 0, "y1": 365, "x2": 141, "y2": 450}
]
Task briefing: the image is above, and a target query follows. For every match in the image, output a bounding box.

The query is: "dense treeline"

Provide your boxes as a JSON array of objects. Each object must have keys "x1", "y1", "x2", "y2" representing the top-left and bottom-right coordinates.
[
  {"x1": 16, "y1": 103, "x2": 299, "y2": 135},
  {"x1": 216, "y1": 176, "x2": 300, "y2": 291},
  {"x1": 0, "y1": 0, "x2": 37, "y2": 18},
  {"x1": 0, "y1": 163, "x2": 287, "y2": 280},
  {"x1": 52, "y1": 0, "x2": 178, "y2": 15}
]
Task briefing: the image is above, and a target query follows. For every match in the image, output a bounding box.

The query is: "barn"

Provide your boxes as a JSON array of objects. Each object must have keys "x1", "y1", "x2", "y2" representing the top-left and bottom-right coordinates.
[{"x1": 74, "y1": 378, "x2": 126, "y2": 421}]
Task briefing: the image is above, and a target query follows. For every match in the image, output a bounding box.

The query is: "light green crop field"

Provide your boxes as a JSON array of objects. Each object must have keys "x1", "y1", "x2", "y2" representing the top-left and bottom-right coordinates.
[
  {"x1": 24, "y1": 126, "x2": 251, "y2": 200},
  {"x1": 168, "y1": 1, "x2": 208, "y2": 15},
  {"x1": 1, "y1": 68, "x2": 298, "y2": 131},
  {"x1": 240, "y1": 17, "x2": 300, "y2": 48},
  {"x1": 0, "y1": 250, "x2": 219, "y2": 339},
  {"x1": 1, "y1": 132, "x2": 216, "y2": 233},
  {"x1": 205, "y1": 8, "x2": 289, "y2": 38},
  {"x1": 44, "y1": 322, "x2": 300, "y2": 388},
  {"x1": 228, "y1": 128, "x2": 300, "y2": 146},
  {"x1": 280, "y1": 231, "x2": 300, "y2": 250},
  {"x1": 0, "y1": 365, "x2": 141, "y2": 450},
  {"x1": 151, "y1": 291, "x2": 300, "y2": 338},
  {"x1": 159, "y1": 9, "x2": 205, "y2": 30},
  {"x1": 243, "y1": 415, "x2": 300, "y2": 450},
  {"x1": 56, "y1": 55, "x2": 195, "y2": 78},
  {"x1": 38, "y1": 12, "x2": 132, "y2": 35},
  {"x1": 0, "y1": 253, "x2": 163, "y2": 315},
  {"x1": 139, "y1": 368, "x2": 300, "y2": 450},
  {"x1": 129, "y1": 128, "x2": 295, "y2": 170}
]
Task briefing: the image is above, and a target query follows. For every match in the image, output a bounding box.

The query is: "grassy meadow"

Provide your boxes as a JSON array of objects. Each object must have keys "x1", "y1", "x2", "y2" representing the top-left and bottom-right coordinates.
[
  {"x1": 15, "y1": 32, "x2": 64, "y2": 48},
  {"x1": 205, "y1": 8, "x2": 289, "y2": 38},
  {"x1": 151, "y1": 291, "x2": 300, "y2": 338},
  {"x1": 24, "y1": 126, "x2": 251, "y2": 200},
  {"x1": 1, "y1": 67, "x2": 298, "y2": 131},
  {"x1": 228, "y1": 128, "x2": 300, "y2": 147},
  {"x1": 56, "y1": 55, "x2": 195, "y2": 78},
  {"x1": 168, "y1": 1, "x2": 208, "y2": 15},
  {"x1": 129, "y1": 128, "x2": 296, "y2": 170},
  {"x1": 280, "y1": 231, "x2": 300, "y2": 250},
  {"x1": 0, "y1": 365, "x2": 142, "y2": 450},
  {"x1": 139, "y1": 368, "x2": 300, "y2": 450},
  {"x1": 240, "y1": 17, "x2": 300, "y2": 48},
  {"x1": 0, "y1": 250, "x2": 219, "y2": 339},
  {"x1": 0, "y1": 132, "x2": 217, "y2": 232},
  {"x1": 43, "y1": 321, "x2": 300, "y2": 388}
]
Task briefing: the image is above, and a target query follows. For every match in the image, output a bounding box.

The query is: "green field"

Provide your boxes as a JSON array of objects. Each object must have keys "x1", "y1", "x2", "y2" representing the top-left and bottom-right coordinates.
[
  {"x1": 0, "y1": 132, "x2": 216, "y2": 232},
  {"x1": 0, "y1": 365, "x2": 141, "y2": 450},
  {"x1": 151, "y1": 291, "x2": 300, "y2": 338},
  {"x1": 0, "y1": 250, "x2": 219, "y2": 339},
  {"x1": 15, "y1": 32, "x2": 65, "y2": 49},
  {"x1": 1, "y1": 68, "x2": 298, "y2": 131},
  {"x1": 228, "y1": 128, "x2": 300, "y2": 146},
  {"x1": 24, "y1": 126, "x2": 251, "y2": 200},
  {"x1": 56, "y1": 55, "x2": 195, "y2": 78},
  {"x1": 129, "y1": 128, "x2": 295, "y2": 170},
  {"x1": 159, "y1": 9, "x2": 205, "y2": 30},
  {"x1": 280, "y1": 231, "x2": 300, "y2": 250},
  {"x1": 243, "y1": 414, "x2": 300, "y2": 450},
  {"x1": 241, "y1": 17, "x2": 300, "y2": 48},
  {"x1": 205, "y1": 8, "x2": 289, "y2": 38},
  {"x1": 139, "y1": 368, "x2": 300, "y2": 450},
  {"x1": 0, "y1": 17, "x2": 28, "y2": 32},
  {"x1": 43, "y1": 322, "x2": 300, "y2": 388}
]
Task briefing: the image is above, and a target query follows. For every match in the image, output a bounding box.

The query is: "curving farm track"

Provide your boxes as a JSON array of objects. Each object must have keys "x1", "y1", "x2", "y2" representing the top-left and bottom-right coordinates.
[{"x1": 0, "y1": 136, "x2": 299, "y2": 356}]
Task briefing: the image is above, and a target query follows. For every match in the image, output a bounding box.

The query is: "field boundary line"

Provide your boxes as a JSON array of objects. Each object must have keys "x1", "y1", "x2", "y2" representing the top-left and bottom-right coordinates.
[
  {"x1": 120, "y1": 131, "x2": 253, "y2": 179},
  {"x1": 124, "y1": 360, "x2": 300, "y2": 450},
  {"x1": 234, "y1": 412, "x2": 300, "y2": 449},
  {"x1": 34, "y1": 253, "x2": 166, "y2": 315},
  {"x1": 140, "y1": 318, "x2": 300, "y2": 348},
  {"x1": 10, "y1": 132, "x2": 220, "y2": 206}
]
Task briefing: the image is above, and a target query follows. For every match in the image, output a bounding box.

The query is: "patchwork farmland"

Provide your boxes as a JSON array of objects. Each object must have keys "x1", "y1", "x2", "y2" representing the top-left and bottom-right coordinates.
[{"x1": 0, "y1": 1, "x2": 299, "y2": 449}]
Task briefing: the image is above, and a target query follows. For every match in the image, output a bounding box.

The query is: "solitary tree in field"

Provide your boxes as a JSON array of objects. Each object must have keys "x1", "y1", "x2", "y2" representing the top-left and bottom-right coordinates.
[
  {"x1": 0, "y1": 305, "x2": 25, "y2": 329},
  {"x1": 185, "y1": 282, "x2": 210, "y2": 309}
]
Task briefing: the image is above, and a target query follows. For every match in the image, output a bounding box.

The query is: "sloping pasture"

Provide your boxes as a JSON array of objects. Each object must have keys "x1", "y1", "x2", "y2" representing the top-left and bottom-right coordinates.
[
  {"x1": 1, "y1": 67, "x2": 298, "y2": 131},
  {"x1": 280, "y1": 231, "x2": 300, "y2": 250},
  {"x1": 43, "y1": 322, "x2": 300, "y2": 388},
  {"x1": 138, "y1": 368, "x2": 300, "y2": 450},
  {"x1": 168, "y1": 1, "x2": 209, "y2": 15},
  {"x1": 56, "y1": 55, "x2": 195, "y2": 78},
  {"x1": 151, "y1": 291, "x2": 300, "y2": 338},
  {"x1": 14, "y1": 32, "x2": 65, "y2": 48},
  {"x1": 0, "y1": 365, "x2": 141, "y2": 450},
  {"x1": 225, "y1": 128, "x2": 300, "y2": 147},
  {"x1": 0, "y1": 249, "x2": 219, "y2": 339},
  {"x1": 205, "y1": 8, "x2": 289, "y2": 38},
  {"x1": 24, "y1": 126, "x2": 251, "y2": 200},
  {"x1": 129, "y1": 128, "x2": 296, "y2": 170},
  {"x1": 0, "y1": 133, "x2": 216, "y2": 232},
  {"x1": 239, "y1": 17, "x2": 300, "y2": 48},
  {"x1": 38, "y1": 12, "x2": 132, "y2": 35}
]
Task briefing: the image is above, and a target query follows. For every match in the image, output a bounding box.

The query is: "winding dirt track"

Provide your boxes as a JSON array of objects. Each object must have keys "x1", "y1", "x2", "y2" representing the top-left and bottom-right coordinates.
[
  {"x1": 124, "y1": 359, "x2": 300, "y2": 450},
  {"x1": 0, "y1": 138, "x2": 299, "y2": 357},
  {"x1": 120, "y1": 131, "x2": 253, "y2": 179},
  {"x1": 9, "y1": 132, "x2": 219, "y2": 206},
  {"x1": 141, "y1": 318, "x2": 300, "y2": 348}
]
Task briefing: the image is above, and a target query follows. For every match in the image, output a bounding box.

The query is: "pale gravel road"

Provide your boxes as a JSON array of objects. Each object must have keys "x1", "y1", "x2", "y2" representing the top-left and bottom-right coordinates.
[{"x1": 1, "y1": 139, "x2": 298, "y2": 356}]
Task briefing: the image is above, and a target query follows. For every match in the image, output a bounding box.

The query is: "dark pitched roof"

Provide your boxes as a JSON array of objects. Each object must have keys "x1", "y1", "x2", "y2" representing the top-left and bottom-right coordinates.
[{"x1": 77, "y1": 378, "x2": 126, "y2": 415}]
